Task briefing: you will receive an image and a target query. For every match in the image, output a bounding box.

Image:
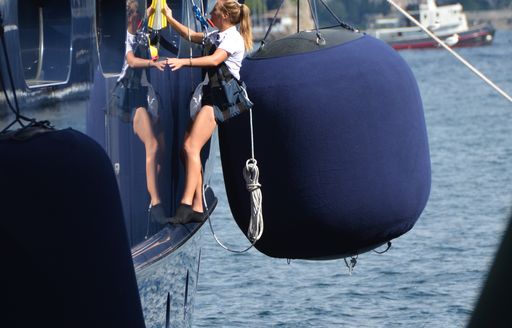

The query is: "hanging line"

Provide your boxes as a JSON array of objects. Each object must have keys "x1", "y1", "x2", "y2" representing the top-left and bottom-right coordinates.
[
  {"x1": 204, "y1": 177, "x2": 262, "y2": 254},
  {"x1": 204, "y1": 99, "x2": 264, "y2": 254},
  {"x1": 184, "y1": 0, "x2": 208, "y2": 89},
  {"x1": 0, "y1": 12, "x2": 53, "y2": 136},
  {"x1": 260, "y1": 0, "x2": 286, "y2": 47},
  {"x1": 260, "y1": 0, "x2": 357, "y2": 49},
  {"x1": 316, "y1": 0, "x2": 357, "y2": 32},
  {"x1": 186, "y1": 0, "x2": 194, "y2": 90},
  {"x1": 296, "y1": 0, "x2": 300, "y2": 33},
  {"x1": 386, "y1": 0, "x2": 512, "y2": 104},
  {"x1": 306, "y1": 0, "x2": 325, "y2": 45},
  {"x1": 243, "y1": 104, "x2": 264, "y2": 243},
  {"x1": 373, "y1": 241, "x2": 392, "y2": 254},
  {"x1": 0, "y1": 12, "x2": 24, "y2": 131},
  {"x1": 344, "y1": 255, "x2": 358, "y2": 276}
]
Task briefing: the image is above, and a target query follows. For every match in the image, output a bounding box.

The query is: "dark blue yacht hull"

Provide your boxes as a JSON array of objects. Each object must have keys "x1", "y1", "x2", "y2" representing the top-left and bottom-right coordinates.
[{"x1": 1, "y1": 1, "x2": 216, "y2": 327}]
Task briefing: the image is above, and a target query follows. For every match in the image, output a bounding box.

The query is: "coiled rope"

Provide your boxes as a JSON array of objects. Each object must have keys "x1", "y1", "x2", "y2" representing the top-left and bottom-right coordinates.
[
  {"x1": 206, "y1": 90, "x2": 263, "y2": 253},
  {"x1": 243, "y1": 103, "x2": 264, "y2": 242}
]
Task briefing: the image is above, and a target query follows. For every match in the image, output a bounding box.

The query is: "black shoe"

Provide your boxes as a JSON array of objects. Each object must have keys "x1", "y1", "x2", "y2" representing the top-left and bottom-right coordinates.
[
  {"x1": 190, "y1": 211, "x2": 206, "y2": 223},
  {"x1": 149, "y1": 203, "x2": 169, "y2": 224},
  {"x1": 169, "y1": 204, "x2": 194, "y2": 224},
  {"x1": 170, "y1": 204, "x2": 206, "y2": 224}
]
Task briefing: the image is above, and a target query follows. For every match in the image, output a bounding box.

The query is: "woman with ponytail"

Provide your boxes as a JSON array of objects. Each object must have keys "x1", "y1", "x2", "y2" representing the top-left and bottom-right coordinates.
[{"x1": 163, "y1": 1, "x2": 253, "y2": 224}]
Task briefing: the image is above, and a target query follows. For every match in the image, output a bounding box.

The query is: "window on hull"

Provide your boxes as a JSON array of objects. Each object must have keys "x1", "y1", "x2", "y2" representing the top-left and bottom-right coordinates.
[
  {"x1": 18, "y1": 0, "x2": 72, "y2": 87},
  {"x1": 96, "y1": 0, "x2": 131, "y2": 76}
]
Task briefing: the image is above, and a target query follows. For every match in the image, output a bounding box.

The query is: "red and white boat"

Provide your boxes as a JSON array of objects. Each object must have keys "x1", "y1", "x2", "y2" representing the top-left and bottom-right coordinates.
[{"x1": 367, "y1": 0, "x2": 495, "y2": 50}]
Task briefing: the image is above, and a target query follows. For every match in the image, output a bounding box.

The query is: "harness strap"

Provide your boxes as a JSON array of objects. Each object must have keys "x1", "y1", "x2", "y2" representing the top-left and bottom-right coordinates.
[{"x1": 202, "y1": 37, "x2": 235, "y2": 87}]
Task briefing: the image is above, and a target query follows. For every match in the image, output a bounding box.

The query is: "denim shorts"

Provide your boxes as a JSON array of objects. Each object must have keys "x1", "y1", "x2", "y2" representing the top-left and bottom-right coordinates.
[
  {"x1": 201, "y1": 84, "x2": 226, "y2": 123},
  {"x1": 110, "y1": 83, "x2": 154, "y2": 123}
]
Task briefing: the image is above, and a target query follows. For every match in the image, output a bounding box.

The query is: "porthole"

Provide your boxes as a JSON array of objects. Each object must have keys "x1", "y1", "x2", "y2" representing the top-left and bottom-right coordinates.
[
  {"x1": 96, "y1": 0, "x2": 145, "y2": 76},
  {"x1": 18, "y1": 0, "x2": 72, "y2": 87}
]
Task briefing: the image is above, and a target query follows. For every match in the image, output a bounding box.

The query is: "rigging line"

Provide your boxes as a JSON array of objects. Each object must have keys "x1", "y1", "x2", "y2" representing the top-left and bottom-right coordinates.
[
  {"x1": 386, "y1": 0, "x2": 512, "y2": 104},
  {"x1": 0, "y1": 16, "x2": 22, "y2": 121},
  {"x1": 316, "y1": 0, "x2": 357, "y2": 32},
  {"x1": 311, "y1": 0, "x2": 319, "y2": 29},
  {"x1": 244, "y1": 106, "x2": 264, "y2": 243},
  {"x1": 306, "y1": 0, "x2": 324, "y2": 44},
  {"x1": 0, "y1": 16, "x2": 34, "y2": 133},
  {"x1": 186, "y1": 0, "x2": 193, "y2": 90},
  {"x1": 308, "y1": 0, "x2": 320, "y2": 33},
  {"x1": 297, "y1": 0, "x2": 300, "y2": 33},
  {"x1": 260, "y1": 0, "x2": 286, "y2": 46},
  {"x1": 203, "y1": 182, "x2": 258, "y2": 254},
  {"x1": 203, "y1": 106, "x2": 264, "y2": 252},
  {"x1": 317, "y1": 0, "x2": 343, "y2": 25}
]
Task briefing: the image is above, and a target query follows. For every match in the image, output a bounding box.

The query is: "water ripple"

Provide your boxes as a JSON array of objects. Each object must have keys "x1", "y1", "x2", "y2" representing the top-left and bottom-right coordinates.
[{"x1": 194, "y1": 30, "x2": 512, "y2": 327}]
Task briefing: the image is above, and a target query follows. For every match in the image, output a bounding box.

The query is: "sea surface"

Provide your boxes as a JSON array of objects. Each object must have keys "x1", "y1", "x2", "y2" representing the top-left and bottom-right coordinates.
[{"x1": 194, "y1": 30, "x2": 512, "y2": 327}]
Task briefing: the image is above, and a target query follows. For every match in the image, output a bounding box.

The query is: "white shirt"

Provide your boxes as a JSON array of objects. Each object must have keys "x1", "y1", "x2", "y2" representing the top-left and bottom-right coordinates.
[
  {"x1": 118, "y1": 31, "x2": 149, "y2": 85},
  {"x1": 206, "y1": 26, "x2": 245, "y2": 80}
]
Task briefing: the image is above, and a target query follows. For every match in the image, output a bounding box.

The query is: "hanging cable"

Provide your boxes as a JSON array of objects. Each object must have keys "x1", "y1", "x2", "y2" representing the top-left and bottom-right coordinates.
[
  {"x1": 243, "y1": 106, "x2": 263, "y2": 243},
  {"x1": 373, "y1": 241, "x2": 392, "y2": 254},
  {"x1": 317, "y1": 0, "x2": 357, "y2": 32},
  {"x1": 0, "y1": 11, "x2": 46, "y2": 135},
  {"x1": 386, "y1": 0, "x2": 512, "y2": 104},
  {"x1": 344, "y1": 255, "x2": 358, "y2": 275},
  {"x1": 260, "y1": 0, "x2": 286, "y2": 47},
  {"x1": 205, "y1": 106, "x2": 263, "y2": 253},
  {"x1": 306, "y1": 0, "x2": 325, "y2": 45},
  {"x1": 185, "y1": 0, "x2": 194, "y2": 90},
  {"x1": 204, "y1": 179, "x2": 261, "y2": 254},
  {"x1": 0, "y1": 13, "x2": 22, "y2": 125},
  {"x1": 296, "y1": 0, "x2": 300, "y2": 33}
]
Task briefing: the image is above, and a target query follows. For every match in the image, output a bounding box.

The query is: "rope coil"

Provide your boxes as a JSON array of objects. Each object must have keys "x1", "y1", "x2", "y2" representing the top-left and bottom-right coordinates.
[
  {"x1": 206, "y1": 107, "x2": 264, "y2": 253},
  {"x1": 243, "y1": 158, "x2": 263, "y2": 242}
]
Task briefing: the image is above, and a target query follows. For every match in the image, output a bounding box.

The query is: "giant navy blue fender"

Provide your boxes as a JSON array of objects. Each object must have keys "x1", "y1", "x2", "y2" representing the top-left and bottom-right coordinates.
[
  {"x1": 219, "y1": 27, "x2": 431, "y2": 260},
  {"x1": 1, "y1": 127, "x2": 145, "y2": 327}
]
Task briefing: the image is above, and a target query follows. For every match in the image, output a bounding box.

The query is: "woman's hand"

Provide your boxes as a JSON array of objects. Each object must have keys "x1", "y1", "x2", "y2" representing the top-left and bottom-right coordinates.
[
  {"x1": 163, "y1": 3, "x2": 172, "y2": 20},
  {"x1": 166, "y1": 58, "x2": 186, "y2": 71},
  {"x1": 151, "y1": 59, "x2": 168, "y2": 72},
  {"x1": 147, "y1": 6, "x2": 155, "y2": 18}
]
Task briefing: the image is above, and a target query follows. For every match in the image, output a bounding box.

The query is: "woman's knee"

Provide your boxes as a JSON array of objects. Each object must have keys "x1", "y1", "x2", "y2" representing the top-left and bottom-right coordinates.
[{"x1": 183, "y1": 137, "x2": 200, "y2": 159}]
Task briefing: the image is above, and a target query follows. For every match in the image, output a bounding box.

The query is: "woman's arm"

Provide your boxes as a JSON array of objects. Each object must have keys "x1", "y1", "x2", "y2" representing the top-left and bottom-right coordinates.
[
  {"x1": 126, "y1": 51, "x2": 167, "y2": 71},
  {"x1": 166, "y1": 48, "x2": 228, "y2": 71},
  {"x1": 163, "y1": 4, "x2": 204, "y2": 44}
]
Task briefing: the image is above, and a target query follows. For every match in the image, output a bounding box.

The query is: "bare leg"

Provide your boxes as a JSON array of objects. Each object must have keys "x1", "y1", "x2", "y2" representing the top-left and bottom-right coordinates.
[
  {"x1": 182, "y1": 127, "x2": 206, "y2": 213},
  {"x1": 193, "y1": 170, "x2": 204, "y2": 212},
  {"x1": 133, "y1": 107, "x2": 160, "y2": 206},
  {"x1": 181, "y1": 105, "x2": 216, "y2": 212}
]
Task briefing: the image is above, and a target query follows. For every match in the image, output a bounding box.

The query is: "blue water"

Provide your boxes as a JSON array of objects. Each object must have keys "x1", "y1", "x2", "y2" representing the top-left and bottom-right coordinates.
[{"x1": 194, "y1": 30, "x2": 512, "y2": 327}]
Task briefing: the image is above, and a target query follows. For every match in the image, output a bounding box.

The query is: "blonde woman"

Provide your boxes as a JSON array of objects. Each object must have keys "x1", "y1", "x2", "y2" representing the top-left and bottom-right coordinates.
[
  {"x1": 164, "y1": 0, "x2": 252, "y2": 224},
  {"x1": 119, "y1": 1, "x2": 168, "y2": 223}
]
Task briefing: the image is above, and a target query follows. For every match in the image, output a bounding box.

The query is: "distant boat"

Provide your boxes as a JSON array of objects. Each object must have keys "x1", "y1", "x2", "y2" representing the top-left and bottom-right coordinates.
[{"x1": 366, "y1": 0, "x2": 495, "y2": 50}]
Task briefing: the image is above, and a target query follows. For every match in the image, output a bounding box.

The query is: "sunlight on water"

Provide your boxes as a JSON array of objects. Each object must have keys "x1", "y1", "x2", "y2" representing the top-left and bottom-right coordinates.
[{"x1": 193, "y1": 30, "x2": 512, "y2": 327}]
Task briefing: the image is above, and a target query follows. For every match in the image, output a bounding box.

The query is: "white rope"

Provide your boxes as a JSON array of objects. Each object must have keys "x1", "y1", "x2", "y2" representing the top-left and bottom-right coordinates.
[
  {"x1": 243, "y1": 157, "x2": 264, "y2": 242},
  {"x1": 243, "y1": 95, "x2": 264, "y2": 242},
  {"x1": 386, "y1": 0, "x2": 512, "y2": 103},
  {"x1": 206, "y1": 196, "x2": 258, "y2": 253},
  {"x1": 205, "y1": 106, "x2": 264, "y2": 253}
]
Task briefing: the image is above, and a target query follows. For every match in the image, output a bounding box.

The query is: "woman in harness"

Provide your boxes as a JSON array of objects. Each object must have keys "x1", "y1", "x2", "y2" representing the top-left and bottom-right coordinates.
[
  {"x1": 119, "y1": 0, "x2": 168, "y2": 223},
  {"x1": 164, "y1": 0, "x2": 252, "y2": 223}
]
